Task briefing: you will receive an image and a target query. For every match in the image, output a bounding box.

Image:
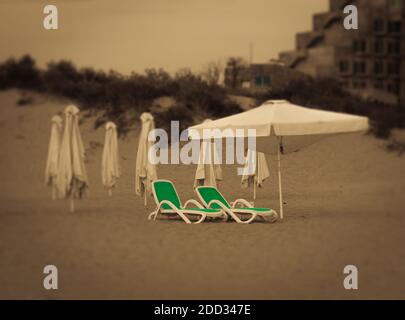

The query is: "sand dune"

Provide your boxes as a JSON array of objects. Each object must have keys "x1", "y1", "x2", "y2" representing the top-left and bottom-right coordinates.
[{"x1": 0, "y1": 89, "x2": 404, "y2": 299}]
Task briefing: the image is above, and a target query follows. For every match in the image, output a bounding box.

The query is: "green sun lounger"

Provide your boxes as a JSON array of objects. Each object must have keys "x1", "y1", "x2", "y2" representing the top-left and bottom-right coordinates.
[
  {"x1": 149, "y1": 180, "x2": 226, "y2": 224},
  {"x1": 195, "y1": 186, "x2": 278, "y2": 224}
]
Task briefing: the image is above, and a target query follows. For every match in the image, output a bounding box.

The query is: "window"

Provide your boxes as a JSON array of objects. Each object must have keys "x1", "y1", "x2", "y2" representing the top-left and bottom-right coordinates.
[
  {"x1": 374, "y1": 39, "x2": 385, "y2": 54},
  {"x1": 387, "y1": 40, "x2": 401, "y2": 54},
  {"x1": 353, "y1": 61, "x2": 366, "y2": 74},
  {"x1": 353, "y1": 39, "x2": 367, "y2": 53},
  {"x1": 388, "y1": 20, "x2": 402, "y2": 33},
  {"x1": 387, "y1": 82, "x2": 400, "y2": 94},
  {"x1": 374, "y1": 19, "x2": 385, "y2": 33},
  {"x1": 374, "y1": 61, "x2": 384, "y2": 74},
  {"x1": 339, "y1": 61, "x2": 349, "y2": 73},
  {"x1": 255, "y1": 75, "x2": 271, "y2": 87},
  {"x1": 387, "y1": 61, "x2": 400, "y2": 75}
]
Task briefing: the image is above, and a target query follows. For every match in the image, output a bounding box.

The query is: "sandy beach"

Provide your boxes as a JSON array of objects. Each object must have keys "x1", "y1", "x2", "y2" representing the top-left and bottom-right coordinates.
[{"x1": 0, "y1": 89, "x2": 405, "y2": 299}]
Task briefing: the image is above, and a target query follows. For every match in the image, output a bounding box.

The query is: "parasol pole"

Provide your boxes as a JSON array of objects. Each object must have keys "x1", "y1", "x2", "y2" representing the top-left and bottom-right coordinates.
[
  {"x1": 253, "y1": 180, "x2": 256, "y2": 201},
  {"x1": 108, "y1": 188, "x2": 112, "y2": 197},
  {"x1": 277, "y1": 138, "x2": 284, "y2": 219},
  {"x1": 70, "y1": 194, "x2": 75, "y2": 213},
  {"x1": 52, "y1": 184, "x2": 57, "y2": 201}
]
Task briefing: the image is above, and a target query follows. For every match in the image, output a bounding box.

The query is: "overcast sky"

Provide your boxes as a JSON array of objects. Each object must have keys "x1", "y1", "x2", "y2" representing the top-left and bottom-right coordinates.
[{"x1": 0, "y1": 0, "x2": 328, "y2": 74}]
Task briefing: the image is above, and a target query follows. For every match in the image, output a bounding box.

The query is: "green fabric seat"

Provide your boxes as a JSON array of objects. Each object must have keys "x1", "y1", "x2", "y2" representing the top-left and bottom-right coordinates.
[
  {"x1": 195, "y1": 186, "x2": 278, "y2": 224},
  {"x1": 153, "y1": 180, "x2": 182, "y2": 209},
  {"x1": 153, "y1": 181, "x2": 221, "y2": 213},
  {"x1": 196, "y1": 186, "x2": 271, "y2": 212},
  {"x1": 196, "y1": 187, "x2": 230, "y2": 209},
  {"x1": 150, "y1": 180, "x2": 224, "y2": 224},
  {"x1": 185, "y1": 208, "x2": 222, "y2": 213},
  {"x1": 233, "y1": 207, "x2": 271, "y2": 212}
]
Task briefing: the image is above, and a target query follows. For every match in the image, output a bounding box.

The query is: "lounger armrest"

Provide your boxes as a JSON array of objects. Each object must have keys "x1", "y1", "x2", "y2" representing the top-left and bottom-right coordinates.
[
  {"x1": 184, "y1": 199, "x2": 204, "y2": 209},
  {"x1": 157, "y1": 200, "x2": 180, "y2": 212},
  {"x1": 231, "y1": 199, "x2": 253, "y2": 208},
  {"x1": 156, "y1": 200, "x2": 192, "y2": 224},
  {"x1": 207, "y1": 199, "x2": 227, "y2": 209}
]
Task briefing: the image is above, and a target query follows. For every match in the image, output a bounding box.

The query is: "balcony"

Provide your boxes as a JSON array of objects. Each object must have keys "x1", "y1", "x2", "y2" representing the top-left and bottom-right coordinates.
[
  {"x1": 278, "y1": 50, "x2": 307, "y2": 68},
  {"x1": 296, "y1": 31, "x2": 324, "y2": 50},
  {"x1": 313, "y1": 11, "x2": 342, "y2": 31}
]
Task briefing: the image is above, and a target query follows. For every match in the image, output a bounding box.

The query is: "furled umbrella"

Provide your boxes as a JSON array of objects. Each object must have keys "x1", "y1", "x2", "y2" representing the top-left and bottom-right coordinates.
[
  {"x1": 135, "y1": 112, "x2": 158, "y2": 206},
  {"x1": 45, "y1": 114, "x2": 63, "y2": 200},
  {"x1": 194, "y1": 120, "x2": 222, "y2": 188},
  {"x1": 241, "y1": 150, "x2": 270, "y2": 201},
  {"x1": 55, "y1": 105, "x2": 89, "y2": 212},
  {"x1": 101, "y1": 121, "x2": 120, "y2": 196}
]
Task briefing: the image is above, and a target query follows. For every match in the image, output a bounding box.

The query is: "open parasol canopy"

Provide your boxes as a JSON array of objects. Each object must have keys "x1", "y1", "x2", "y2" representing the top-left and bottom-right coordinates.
[{"x1": 189, "y1": 100, "x2": 369, "y2": 219}]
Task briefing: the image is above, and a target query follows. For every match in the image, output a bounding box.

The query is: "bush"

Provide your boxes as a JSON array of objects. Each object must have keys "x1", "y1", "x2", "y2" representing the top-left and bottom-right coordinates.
[
  {"x1": 154, "y1": 102, "x2": 194, "y2": 133},
  {"x1": 0, "y1": 55, "x2": 42, "y2": 90},
  {"x1": 0, "y1": 55, "x2": 402, "y2": 140},
  {"x1": 173, "y1": 69, "x2": 241, "y2": 118}
]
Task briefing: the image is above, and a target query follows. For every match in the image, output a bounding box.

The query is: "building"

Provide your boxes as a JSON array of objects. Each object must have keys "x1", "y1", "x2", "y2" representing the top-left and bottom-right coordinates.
[
  {"x1": 224, "y1": 62, "x2": 307, "y2": 93},
  {"x1": 279, "y1": 0, "x2": 405, "y2": 105}
]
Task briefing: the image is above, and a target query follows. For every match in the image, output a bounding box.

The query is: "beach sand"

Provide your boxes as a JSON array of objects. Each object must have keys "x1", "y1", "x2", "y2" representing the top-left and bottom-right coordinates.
[{"x1": 0, "y1": 89, "x2": 404, "y2": 299}]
